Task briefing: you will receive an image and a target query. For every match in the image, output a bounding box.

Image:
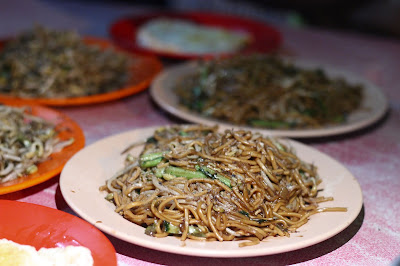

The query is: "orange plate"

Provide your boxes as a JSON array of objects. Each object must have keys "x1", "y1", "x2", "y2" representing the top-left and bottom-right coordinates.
[
  {"x1": 0, "y1": 103, "x2": 85, "y2": 194},
  {"x1": 0, "y1": 37, "x2": 162, "y2": 106},
  {"x1": 0, "y1": 200, "x2": 117, "y2": 266}
]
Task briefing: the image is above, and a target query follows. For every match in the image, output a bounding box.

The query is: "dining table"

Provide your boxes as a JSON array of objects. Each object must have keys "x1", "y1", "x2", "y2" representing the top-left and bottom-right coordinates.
[{"x1": 1, "y1": 0, "x2": 400, "y2": 265}]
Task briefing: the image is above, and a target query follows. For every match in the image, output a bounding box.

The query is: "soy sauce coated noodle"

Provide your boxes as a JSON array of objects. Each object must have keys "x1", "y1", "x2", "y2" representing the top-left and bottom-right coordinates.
[
  {"x1": 100, "y1": 125, "x2": 346, "y2": 246},
  {"x1": 175, "y1": 55, "x2": 363, "y2": 129}
]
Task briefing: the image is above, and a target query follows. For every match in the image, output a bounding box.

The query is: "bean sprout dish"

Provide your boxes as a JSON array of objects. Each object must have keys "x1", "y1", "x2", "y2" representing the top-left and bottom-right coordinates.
[
  {"x1": 0, "y1": 105, "x2": 74, "y2": 183},
  {"x1": 0, "y1": 26, "x2": 131, "y2": 98}
]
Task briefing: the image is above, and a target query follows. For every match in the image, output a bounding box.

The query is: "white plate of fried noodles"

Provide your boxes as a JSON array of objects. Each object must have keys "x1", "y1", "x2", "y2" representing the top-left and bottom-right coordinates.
[
  {"x1": 60, "y1": 125, "x2": 363, "y2": 257},
  {"x1": 150, "y1": 58, "x2": 388, "y2": 138}
]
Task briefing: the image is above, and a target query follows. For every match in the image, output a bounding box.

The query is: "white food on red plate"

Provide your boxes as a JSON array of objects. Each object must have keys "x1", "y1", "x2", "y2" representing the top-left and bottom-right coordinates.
[
  {"x1": 0, "y1": 239, "x2": 94, "y2": 266},
  {"x1": 136, "y1": 18, "x2": 251, "y2": 54}
]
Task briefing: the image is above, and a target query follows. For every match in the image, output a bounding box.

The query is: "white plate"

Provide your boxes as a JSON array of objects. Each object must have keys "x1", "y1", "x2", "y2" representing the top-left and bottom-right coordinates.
[
  {"x1": 150, "y1": 60, "x2": 388, "y2": 138},
  {"x1": 60, "y1": 126, "x2": 363, "y2": 258}
]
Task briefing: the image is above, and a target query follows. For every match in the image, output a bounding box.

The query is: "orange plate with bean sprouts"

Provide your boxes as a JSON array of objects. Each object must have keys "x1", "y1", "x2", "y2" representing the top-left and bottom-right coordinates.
[
  {"x1": 0, "y1": 103, "x2": 84, "y2": 194},
  {"x1": 0, "y1": 37, "x2": 162, "y2": 106}
]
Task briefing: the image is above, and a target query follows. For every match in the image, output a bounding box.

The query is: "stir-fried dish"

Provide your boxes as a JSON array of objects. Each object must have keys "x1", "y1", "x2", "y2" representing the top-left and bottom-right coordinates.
[
  {"x1": 0, "y1": 26, "x2": 130, "y2": 98},
  {"x1": 175, "y1": 55, "x2": 363, "y2": 129},
  {"x1": 0, "y1": 105, "x2": 74, "y2": 183},
  {"x1": 100, "y1": 125, "x2": 346, "y2": 246}
]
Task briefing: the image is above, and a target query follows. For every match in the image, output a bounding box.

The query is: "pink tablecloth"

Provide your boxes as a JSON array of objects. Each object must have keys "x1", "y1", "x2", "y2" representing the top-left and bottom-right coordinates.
[{"x1": 1, "y1": 2, "x2": 400, "y2": 265}]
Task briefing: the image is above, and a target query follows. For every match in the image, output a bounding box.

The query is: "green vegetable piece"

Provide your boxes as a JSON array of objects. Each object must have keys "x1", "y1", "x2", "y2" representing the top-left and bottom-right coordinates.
[
  {"x1": 163, "y1": 166, "x2": 231, "y2": 187},
  {"x1": 192, "y1": 86, "x2": 203, "y2": 97},
  {"x1": 146, "y1": 136, "x2": 157, "y2": 144},
  {"x1": 163, "y1": 221, "x2": 181, "y2": 234},
  {"x1": 216, "y1": 175, "x2": 231, "y2": 188},
  {"x1": 162, "y1": 173, "x2": 176, "y2": 181},
  {"x1": 140, "y1": 152, "x2": 164, "y2": 162},
  {"x1": 332, "y1": 115, "x2": 345, "y2": 123},
  {"x1": 154, "y1": 166, "x2": 176, "y2": 181},
  {"x1": 178, "y1": 131, "x2": 189, "y2": 136},
  {"x1": 302, "y1": 108, "x2": 317, "y2": 117},
  {"x1": 299, "y1": 169, "x2": 307, "y2": 179},
  {"x1": 140, "y1": 157, "x2": 163, "y2": 168},
  {"x1": 105, "y1": 193, "x2": 114, "y2": 201},
  {"x1": 239, "y1": 210, "x2": 250, "y2": 218},
  {"x1": 154, "y1": 167, "x2": 165, "y2": 178},
  {"x1": 188, "y1": 225, "x2": 206, "y2": 237},
  {"x1": 191, "y1": 100, "x2": 205, "y2": 112},
  {"x1": 145, "y1": 223, "x2": 157, "y2": 236},
  {"x1": 195, "y1": 165, "x2": 231, "y2": 188},
  {"x1": 248, "y1": 119, "x2": 291, "y2": 129},
  {"x1": 164, "y1": 166, "x2": 206, "y2": 180},
  {"x1": 140, "y1": 152, "x2": 165, "y2": 168}
]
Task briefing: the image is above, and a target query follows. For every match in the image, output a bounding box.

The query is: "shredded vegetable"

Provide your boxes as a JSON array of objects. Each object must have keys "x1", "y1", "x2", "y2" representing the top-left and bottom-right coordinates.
[
  {"x1": 0, "y1": 26, "x2": 130, "y2": 98},
  {"x1": 0, "y1": 105, "x2": 74, "y2": 183}
]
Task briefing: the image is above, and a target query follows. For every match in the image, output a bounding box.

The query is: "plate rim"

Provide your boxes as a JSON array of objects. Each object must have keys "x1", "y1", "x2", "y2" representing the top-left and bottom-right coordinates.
[
  {"x1": 0, "y1": 103, "x2": 85, "y2": 194},
  {"x1": 0, "y1": 37, "x2": 162, "y2": 106},
  {"x1": 150, "y1": 60, "x2": 388, "y2": 138},
  {"x1": 60, "y1": 125, "x2": 363, "y2": 258},
  {"x1": 109, "y1": 10, "x2": 282, "y2": 59}
]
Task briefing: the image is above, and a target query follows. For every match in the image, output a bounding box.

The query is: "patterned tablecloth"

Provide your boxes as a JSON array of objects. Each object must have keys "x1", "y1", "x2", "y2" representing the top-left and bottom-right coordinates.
[{"x1": 1, "y1": 1, "x2": 399, "y2": 265}]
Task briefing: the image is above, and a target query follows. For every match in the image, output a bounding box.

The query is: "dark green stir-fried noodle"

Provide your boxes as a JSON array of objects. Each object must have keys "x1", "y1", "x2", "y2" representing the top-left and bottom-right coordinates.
[
  {"x1": 0, "y1": 105, "x2": 74, "y2": 183},
  {"x1": 0, "y1": 26, "x2": 130, "y2": 98},
  {"x1": 100, "y1": 125, "x2": 346, "y2": 247},
  {"x1": 175, "y1": 55, "x2": 363, "y2": 129}
]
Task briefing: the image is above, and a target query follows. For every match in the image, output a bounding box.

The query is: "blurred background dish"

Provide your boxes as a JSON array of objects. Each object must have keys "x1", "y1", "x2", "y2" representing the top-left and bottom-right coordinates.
[
  {"x1": 109, "y1": 11, "x2": 282, "y2": 59},
  {"x1": 136, "y1": 17, "x2": 251, "y2": 55},
  {"x1": 0, "y1": 30, "x2": 162, "y2": 106},
  {"x1": 0, "y1": 103, "x2": 85, "y2": 195},
  {"x1": 174, "y1": 55, "x2": 364, "y2": 130},
  {"x1": 0, "y1": 200, "x2": 117, "y2": 266},
  {"x1": 150, "y1": 58, "x2": 388, "y2": 138}
]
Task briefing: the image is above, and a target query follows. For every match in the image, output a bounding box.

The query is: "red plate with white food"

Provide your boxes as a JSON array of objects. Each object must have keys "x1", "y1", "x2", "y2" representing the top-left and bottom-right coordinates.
[
  {"x1": 0, "y1": 200, "x2": 117, "y2": 266},
  {"x1": 110, "y1": 11, "x2": 282, "y2": 59}
]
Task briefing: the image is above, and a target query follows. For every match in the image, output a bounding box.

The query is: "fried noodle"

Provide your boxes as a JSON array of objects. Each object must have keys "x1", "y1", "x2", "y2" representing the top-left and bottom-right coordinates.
[
  {"x1": 175, "y1": 55, "x2": 363, "y2": 129},
  {"x1": 100, "y1": 125, "x2": 346, "y2": 246}
]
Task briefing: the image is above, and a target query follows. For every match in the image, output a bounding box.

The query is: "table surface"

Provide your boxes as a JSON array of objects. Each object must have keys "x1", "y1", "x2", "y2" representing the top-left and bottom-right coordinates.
[{"x1": 1, "y1": 1, "x2": 399, "y2": 265}]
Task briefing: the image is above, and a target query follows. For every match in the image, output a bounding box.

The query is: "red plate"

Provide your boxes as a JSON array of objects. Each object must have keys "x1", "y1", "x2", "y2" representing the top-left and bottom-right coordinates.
[
  {"x1": 109, "y1": 11, "x2": 282, "y2": 59},
  {"x1": 0, "y1": 37, "x2": 162, "y2": 106},
  {"x1": 0, "y1": 103, "x2": 85, "y2": 194},
  {"x1": 0, "y1": 200, "x2": 117, "y2": 266}
]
